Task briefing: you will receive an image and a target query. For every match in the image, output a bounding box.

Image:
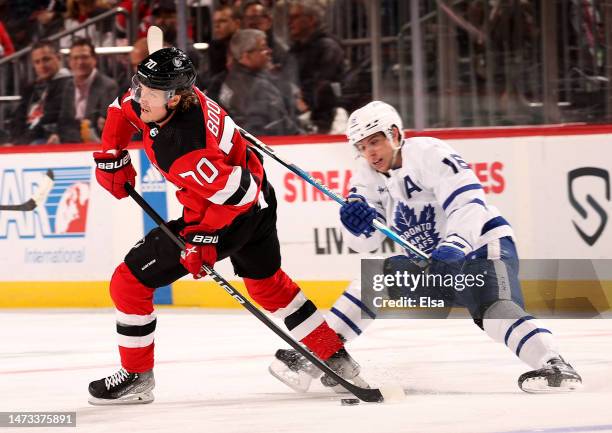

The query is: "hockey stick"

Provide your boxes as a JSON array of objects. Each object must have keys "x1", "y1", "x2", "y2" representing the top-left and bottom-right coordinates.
[
  {"x1": 147, "y1": 25, "x2": 164, "y2": 54},
  {"x1": 124, "y1": 182, "x2": 392, "y2": 403},
  {"x1": 238, "y1": 128, "x2": 429, "y2": 261},
  {"x1": 0, "y1": 169, "x2": 54, "y2": 211}
]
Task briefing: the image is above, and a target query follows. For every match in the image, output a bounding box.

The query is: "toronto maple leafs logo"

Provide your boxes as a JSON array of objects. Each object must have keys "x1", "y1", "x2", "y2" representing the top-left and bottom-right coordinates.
[{"x1": 393, "y1": 202, "x2": 441, "y2": 254}]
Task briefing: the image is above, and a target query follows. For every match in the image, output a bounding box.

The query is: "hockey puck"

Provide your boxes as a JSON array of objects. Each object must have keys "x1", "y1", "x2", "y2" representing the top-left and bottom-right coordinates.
[{"x1": 340, "y1": 398, "x2": 360, "y2": 406}]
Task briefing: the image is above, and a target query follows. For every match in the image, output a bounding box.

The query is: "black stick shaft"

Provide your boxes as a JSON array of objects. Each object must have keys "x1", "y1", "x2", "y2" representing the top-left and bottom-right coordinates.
[
  {"x1": 123, "y1": 182, "x2": 383, "y2": 403},
  {"x1": 238, "y1": 127, "x2": 429, "y2": 261},
  {"x1": 126, "y1": 182, "x2": 185, "y2": 248}
]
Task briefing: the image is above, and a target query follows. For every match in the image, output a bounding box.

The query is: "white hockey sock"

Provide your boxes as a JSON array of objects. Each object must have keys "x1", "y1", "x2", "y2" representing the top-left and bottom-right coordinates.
[
  {"x1": 327, "y1": 279, "x2": 376, "y2": 342},
  {"x1": 483, "y1": 300, "x2": 559, "y2": 369},
  {"x1": 273, "y1": 291, "x2": 327, "y2": 342}
]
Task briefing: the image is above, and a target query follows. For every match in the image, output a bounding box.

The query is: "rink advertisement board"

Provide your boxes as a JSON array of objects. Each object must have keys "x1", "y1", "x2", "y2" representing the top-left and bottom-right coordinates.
[
  {"x1": 0, "y1": 150, "x2": 144, "y2": 306},
  {"x1": 0, "y1": 125, "x2": 611, "y2": 308}
]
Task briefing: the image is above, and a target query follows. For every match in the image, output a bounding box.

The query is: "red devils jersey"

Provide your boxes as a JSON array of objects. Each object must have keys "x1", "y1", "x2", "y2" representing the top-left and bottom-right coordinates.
[{"x1": 101, "y1": 87, "x2": 264, "y2": 235}]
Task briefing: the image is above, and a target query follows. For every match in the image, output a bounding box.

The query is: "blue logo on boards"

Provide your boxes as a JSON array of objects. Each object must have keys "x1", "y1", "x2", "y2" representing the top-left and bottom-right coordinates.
[
  {"x1": 142, "y1": 165, "x2": 167, "y2": 193},
  {"x1": 0, "y1": 167, "x2": 92, "y2": 239}
]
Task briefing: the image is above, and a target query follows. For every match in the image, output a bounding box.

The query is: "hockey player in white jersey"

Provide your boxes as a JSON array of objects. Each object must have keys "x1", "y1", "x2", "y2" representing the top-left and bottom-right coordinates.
[{"x1": 270, "y1": 101, "x2": 582, "y2": 394}]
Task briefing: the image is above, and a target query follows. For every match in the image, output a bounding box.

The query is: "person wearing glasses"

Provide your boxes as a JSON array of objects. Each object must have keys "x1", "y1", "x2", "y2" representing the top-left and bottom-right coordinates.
[{"x1": 219, "y1": 29, "x2": 301, "y2": 136}]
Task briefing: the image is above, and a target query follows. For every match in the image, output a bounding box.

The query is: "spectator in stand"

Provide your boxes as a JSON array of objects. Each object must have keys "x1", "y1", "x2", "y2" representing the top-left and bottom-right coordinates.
[
  {"x1": 130, "y1": 37, "x2": 150, "y2": 72},
  {"x1": 310, "y1": 81, "x2": 348, "y2": 134},
  {"x1": 9, "y1": 40, "x2": 80, "y2": 145},
  {"x1": 241, "y1": 0, "x2": 292, "y2": 78},
  {"x1": 61, "y1": 0, "x2": 112, "y2": 48},
  {"x1": 208, "y1": 5, "x2": 240, "y2": 78},
  {"x1": 219, "y1": 29, "x2": 300, "y2": 136},
  {"x1": 115, "y1": 0, "x2": 152, "y2": 40},
  {"x1": 241, "y1": 0, "x2": 298, "y2": 118},
  {"x1": 31, "y1": 1, "x2": 67, "y2": 42},
  {"x1": 151, "y1": 0, "x2": 180, "y2": 45},
  {"x1": 113, "y1": 37, "x2": 149, "y2": 101},
  {"x1": 290, "y1": 81, "x2": 347, "y2": 134},
  {"x1": 203, "y1": 4, "x2": 240, "y2": 95},
  {"x1": 205, "y1": 52, "x2": 233, "y2": 102},
  {"x1": 0, "y1": 19, "x2": 15, "y2": 58},
  {"x1": 150, "y1": 0, "x2": 202, "y2": 75},
  {"x1": 0, "y1": 17, "x2": 15, "y2": 143},
  {"x1": 1, "y1": 0, "x2": 65, "y2": 50},
  {"x1": 68, "y1": 37, "x2": 118, "y2": 142},
  {"x1": 287, "y1": 0, "x2": 344, "y2": 120}
]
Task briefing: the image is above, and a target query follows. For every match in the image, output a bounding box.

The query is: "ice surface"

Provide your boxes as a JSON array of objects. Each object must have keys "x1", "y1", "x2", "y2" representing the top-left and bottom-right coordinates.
[{"x1": 0, "y1": 309, "x2": 611, "y2": 433}]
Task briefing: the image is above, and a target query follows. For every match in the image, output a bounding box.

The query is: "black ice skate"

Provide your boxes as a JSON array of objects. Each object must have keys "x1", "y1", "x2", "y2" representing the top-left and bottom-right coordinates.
[
  {"x1": 320, "y1": 347, "x2": 370, "y2": 393},
  {"x1": 518, "y1": 357, "x2": 582, "y2": 393},
  {"x1": 88, "y1": 367, "x2": 155, "y2": 405},
  {"x1": 269, "y1": 348, "x2": 322, "y2": 393},
  {"x1": 269, "y1": 347, "x2": 370, "y2": 393}
]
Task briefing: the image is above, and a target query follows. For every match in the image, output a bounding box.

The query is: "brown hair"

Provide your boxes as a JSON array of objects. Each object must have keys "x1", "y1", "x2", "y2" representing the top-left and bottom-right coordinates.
[
  {"x1": 31, "y1": 40, "x2": 58, "y2": 54},
  {"x1": 175, "y1": 89, "x2": 199, "y2": 112},
  {"x1": 66, "y1": 0, "x2": 110, "y2": 20},
  {"x1": 217, "y1": 4, "x2": 241, "y2": 20},
  {"x1": 70, "y1": 37, "x2": 96, "y2": 58}
]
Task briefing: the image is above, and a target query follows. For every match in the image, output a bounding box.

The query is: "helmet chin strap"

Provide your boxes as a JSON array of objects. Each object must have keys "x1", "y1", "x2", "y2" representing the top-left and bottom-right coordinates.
[{"x1": 387, "y1": 129, "x2": 403, "y2": 170}]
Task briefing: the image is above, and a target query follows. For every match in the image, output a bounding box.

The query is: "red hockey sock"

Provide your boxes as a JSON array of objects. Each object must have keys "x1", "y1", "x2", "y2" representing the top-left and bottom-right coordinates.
[
  {"x1": 244, "y1": 268, "x2": 343, "y2": 360},
  {"x1": 109, "y1": 262, "x2": 156, "y2": 372}
]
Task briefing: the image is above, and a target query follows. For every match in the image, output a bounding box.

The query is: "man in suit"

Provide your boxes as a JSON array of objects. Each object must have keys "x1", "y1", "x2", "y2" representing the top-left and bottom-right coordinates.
[
  {"x1": 9, "y1": 40, "x2": 80, "y2": 145},
  {"x1": 68, "y1": 37, "x2": 118, "y2": 142},
  {"x1": 208, "y1": 4, "x2": 241, "y2": 78},
  {"x1": 288, "y1": 1, "x2": 344, "y2": 123},
  {"x1": 220, "y1": 29, "x2": 301, "y2": 136}
]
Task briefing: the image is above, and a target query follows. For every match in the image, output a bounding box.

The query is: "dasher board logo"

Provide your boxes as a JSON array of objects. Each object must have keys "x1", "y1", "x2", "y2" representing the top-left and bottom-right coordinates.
[
  {"x1": 142, "y1": 165, "x2": 166, "y2": 193},
  {"x1": 568, "y1": 167, "x2": 610, "y2": 246},
  {"x1": 0, "y1": 166, "x2": 92, "y2": 239}
]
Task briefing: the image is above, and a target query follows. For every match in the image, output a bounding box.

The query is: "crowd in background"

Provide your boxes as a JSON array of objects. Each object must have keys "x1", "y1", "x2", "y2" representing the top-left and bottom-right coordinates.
[
  {"x1": 0, "y1": 0, "x2": 609, "y2": 145},
  {"x1": 0, "y1": 0, "x2": 352, "y2": 145}
]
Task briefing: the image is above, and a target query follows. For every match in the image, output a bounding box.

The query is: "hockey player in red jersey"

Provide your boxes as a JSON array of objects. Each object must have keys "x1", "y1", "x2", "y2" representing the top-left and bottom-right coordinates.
[{"x1": 88, "y1": 47, "x2": 359, "y2": 405}]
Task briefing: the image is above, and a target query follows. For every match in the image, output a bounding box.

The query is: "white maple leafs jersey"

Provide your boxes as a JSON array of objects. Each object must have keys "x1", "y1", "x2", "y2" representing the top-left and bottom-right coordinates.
[{"x1": 343, "y1": 136, "x2": 514, "y2": 256}]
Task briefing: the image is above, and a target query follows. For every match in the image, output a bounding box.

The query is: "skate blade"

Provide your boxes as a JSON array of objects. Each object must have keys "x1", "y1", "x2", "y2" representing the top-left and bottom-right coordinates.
[
  {"x1": 268, "y1": 359, "x2": 313, "y2": 393},
  {"x1": 331, "y1": 375, "x2": 371, "y2": 394},
  {"x1": 520, "y1": 377, "x2": 583, "y2": 394},
  {"x1": 88, "y1": 391, "x2": 155, "y2": 405}
]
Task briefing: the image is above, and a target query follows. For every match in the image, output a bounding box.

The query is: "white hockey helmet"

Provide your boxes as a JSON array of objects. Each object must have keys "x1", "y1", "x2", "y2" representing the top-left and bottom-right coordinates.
[{"x1": 346, "y1": 101, "x2": 403, "y2": 148}]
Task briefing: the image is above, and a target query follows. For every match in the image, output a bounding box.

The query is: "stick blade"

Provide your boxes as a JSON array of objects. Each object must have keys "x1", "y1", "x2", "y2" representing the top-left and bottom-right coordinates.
[
  {"x1": 0, "y1": 169, "x2": 54, "y2": 212},
  {"x1": 352, "y1": 387, "x2": 384, "y2": 403},
  {"x1": 147, "y1": 26, "x2": 164, "y2": 54},
  {"x1": 32, "y1": 169, "x2": 55, "y2": 207}
]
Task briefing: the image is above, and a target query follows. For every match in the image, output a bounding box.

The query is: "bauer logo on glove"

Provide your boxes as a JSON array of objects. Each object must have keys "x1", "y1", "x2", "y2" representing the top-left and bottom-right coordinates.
[
  {"x1": 96, "y1": 152, "x2": 132, "y2": 172},
  {"x1": 190, "y1": 234, "x2": 219, "y2": 244},
  {"x1": 93, "y1": 149, "x2": 137, "y2": 200},
  {"x1": 180, "y1": 231, "x2": 220, "y2": 278}
]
